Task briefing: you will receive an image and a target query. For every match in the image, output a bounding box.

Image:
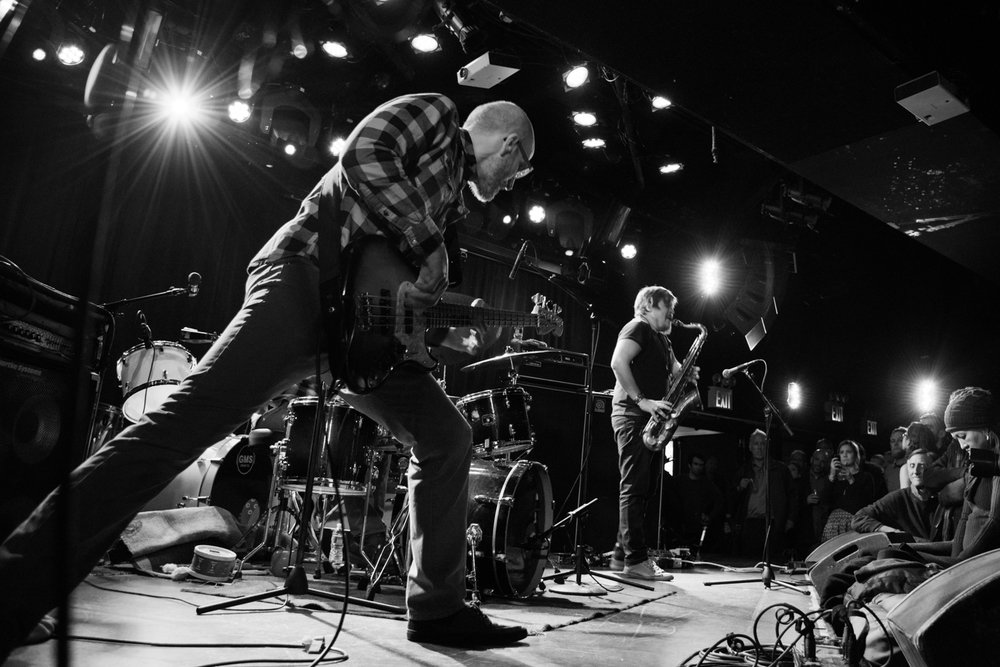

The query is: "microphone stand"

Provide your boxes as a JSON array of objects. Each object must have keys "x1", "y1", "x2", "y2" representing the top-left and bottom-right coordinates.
[
  {"x1": 101, "y1": 283, "x2": 193, "y2": 315},
  {"x1": 704, "y1": 369, "x2": 807, "y2": 594}
]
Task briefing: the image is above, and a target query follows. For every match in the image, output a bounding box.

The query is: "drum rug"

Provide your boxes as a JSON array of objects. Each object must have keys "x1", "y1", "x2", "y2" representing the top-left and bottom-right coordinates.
[{"x1": 108, "y1": 507, "x2": 242, "y2": 565}]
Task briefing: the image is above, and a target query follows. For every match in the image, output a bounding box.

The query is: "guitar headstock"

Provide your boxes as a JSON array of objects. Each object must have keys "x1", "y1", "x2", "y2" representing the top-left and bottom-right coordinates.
[{"x1": 530, "y1": 294, "x2": 564, "y2": 337}]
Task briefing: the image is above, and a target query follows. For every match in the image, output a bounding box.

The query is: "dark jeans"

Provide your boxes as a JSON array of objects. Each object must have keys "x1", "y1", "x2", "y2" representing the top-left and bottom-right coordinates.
[{"x1": 612, "y1": 414, "x2": 655, "y2": 565}]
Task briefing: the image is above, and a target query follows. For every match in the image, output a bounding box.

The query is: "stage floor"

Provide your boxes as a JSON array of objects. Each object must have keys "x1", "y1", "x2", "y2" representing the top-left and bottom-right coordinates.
[{"x1": 6, "y1": 560, "x2": 847, "y2": 667}]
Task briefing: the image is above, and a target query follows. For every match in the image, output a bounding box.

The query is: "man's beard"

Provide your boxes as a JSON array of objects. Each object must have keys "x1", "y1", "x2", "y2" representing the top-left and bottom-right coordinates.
[{"x1": 468, "y1": 154, "x2": 507, "y2": 203}]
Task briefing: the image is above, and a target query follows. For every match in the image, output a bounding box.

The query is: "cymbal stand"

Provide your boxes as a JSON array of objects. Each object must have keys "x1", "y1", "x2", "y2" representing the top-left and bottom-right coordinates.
[
  {"x1": 704, "y1": 369, "x2": 807, "y2": 595},
  {"x1": 197, "y1": 381, "x2": 405, "y2": 615}
]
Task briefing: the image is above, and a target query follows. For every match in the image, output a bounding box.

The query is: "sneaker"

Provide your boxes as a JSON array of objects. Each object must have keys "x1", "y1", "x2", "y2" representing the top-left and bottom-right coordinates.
[
  {"x1": 609, "y1": 556, "x2": 625, "y2": 572},
  {"x1": 407, "y1": 603, "x2": 528, "y2": 647},
  {"x1": 621, "y1": 558, "x2": 674, "y2": 581}
]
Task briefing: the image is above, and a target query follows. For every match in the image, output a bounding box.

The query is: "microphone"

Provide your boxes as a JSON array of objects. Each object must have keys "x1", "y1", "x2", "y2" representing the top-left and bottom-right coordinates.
[
  {"x1": 721, "y1": 359, "x2": 761, "y2": 379},
  {"x1": 187, "y1": 272, "x2": 202, "y2": 297},
  {"x1": 138, "y1": 311, "x2": 153, "y2": 348},
  {"x1": 508, "y1": 241, "x2": 528, "y2": 280}
]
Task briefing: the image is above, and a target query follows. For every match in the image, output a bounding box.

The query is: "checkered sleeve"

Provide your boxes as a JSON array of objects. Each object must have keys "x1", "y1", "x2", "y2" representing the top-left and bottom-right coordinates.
[{"x1": 340, "y1": 94, "x2": 459, "y2": 257}]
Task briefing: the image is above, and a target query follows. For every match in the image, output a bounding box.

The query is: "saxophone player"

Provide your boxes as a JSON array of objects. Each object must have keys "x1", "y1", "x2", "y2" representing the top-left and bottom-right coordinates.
[{"x1": 609, "y1": 286, "x2": 700, "y2": 580}]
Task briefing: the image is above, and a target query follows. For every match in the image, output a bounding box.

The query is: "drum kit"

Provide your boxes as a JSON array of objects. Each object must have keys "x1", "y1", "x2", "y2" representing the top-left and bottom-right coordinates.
[{"x1": 91, "y1": 310, "x2": 558, "y2": 599}]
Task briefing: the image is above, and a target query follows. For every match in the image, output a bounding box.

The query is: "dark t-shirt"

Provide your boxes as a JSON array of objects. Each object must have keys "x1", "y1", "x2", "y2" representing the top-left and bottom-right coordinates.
[{"x1": 612, "y1": 318, "x2": 675, "y2": 418}]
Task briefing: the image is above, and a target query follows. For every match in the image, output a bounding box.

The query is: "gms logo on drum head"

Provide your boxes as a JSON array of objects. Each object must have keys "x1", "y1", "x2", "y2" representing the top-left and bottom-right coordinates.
[{"x1": 236, "y1": 446, "x2": 256, "y2": 475}]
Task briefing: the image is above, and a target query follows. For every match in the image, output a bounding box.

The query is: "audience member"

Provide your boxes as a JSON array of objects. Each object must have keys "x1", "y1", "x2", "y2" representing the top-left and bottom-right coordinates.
[
  {"x1": 805, "y1": 448, "x2": 833, "y2": 549},
  {"x1": 856, "y1": 442, "x2": 888, "y2": 500},
  {"x1": 674, "y1": 453, "x2": 726, "y2": 550},
  {"x1": 850, "y1": 449, "x2": 949, "y2": 541},
  {"x1": 883, "y1": 426, "x2": 906, "y2": 493},
  {"x1": 704, "y1": 455, "x2": 732, "y2": 553},
  {"x1": 819, "y1": 440, "x2": 877, "y2": 540},
  {"x1": 732, "y1": 430, "x2": 798, "y2": 562},
  {"x1": 943, "y1": 388, "x2": 1000, "y2": 560}
]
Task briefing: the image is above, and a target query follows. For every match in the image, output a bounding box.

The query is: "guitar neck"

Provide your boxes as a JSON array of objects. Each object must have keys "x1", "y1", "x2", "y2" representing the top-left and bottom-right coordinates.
[{"x1": 423, "y1": 302, "x2": 547, "y2": 330}]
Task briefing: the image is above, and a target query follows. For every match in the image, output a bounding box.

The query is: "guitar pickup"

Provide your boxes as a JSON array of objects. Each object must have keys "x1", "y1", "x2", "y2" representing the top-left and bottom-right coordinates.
[{"x1": 356, "y1": 295, "x2": 373, "y2": 331}]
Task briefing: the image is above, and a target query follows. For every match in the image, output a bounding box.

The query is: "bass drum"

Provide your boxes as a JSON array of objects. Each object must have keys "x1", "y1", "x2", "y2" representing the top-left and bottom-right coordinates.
[
  {"x1": 143, "y1": 435, "x2": 273, "y2": 549},
  {"x1": 467, "y1": 458, "x2": 553, "y2": 598}
]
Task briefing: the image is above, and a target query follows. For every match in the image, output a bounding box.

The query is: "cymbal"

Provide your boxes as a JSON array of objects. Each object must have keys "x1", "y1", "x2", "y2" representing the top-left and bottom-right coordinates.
[{"x1": 460, "y1": 349, "x2": 566, "y2": 372}]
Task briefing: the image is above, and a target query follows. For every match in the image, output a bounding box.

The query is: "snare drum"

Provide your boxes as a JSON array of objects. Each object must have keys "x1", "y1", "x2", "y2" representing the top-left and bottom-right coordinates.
[
  {"x1": 281, "y1": 397, "x2": 383, "y2": 496},
  {"x1": 457, "y1": 387, "x2": 534, "y2": 458},
  {"x1": 117, "y1": 341, "x2": 197, "y2": 422},
  {"x1": 468, "y1": 458, "x2": 552, "y2": 598}
]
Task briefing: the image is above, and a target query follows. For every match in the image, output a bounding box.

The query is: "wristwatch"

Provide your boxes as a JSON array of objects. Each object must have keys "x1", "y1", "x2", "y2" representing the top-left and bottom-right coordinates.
[{"x1": 631, "y1": 392, "x2": 645, "y2": 404}]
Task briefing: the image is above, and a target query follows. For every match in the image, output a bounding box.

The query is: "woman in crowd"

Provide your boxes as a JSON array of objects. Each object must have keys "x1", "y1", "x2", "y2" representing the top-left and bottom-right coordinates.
[{"x1": 819, "y1": 439, "x2": 877, "y2": 540}]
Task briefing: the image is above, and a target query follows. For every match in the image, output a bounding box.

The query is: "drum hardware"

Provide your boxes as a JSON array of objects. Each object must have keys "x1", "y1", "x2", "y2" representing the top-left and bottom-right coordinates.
[
  {"x1": 197, "y1": 380, "x2": 406, "y2": 616},
  {"x1": 179, "y1": 326, "x2": 219, "y2": 344},
  {"x1": 362, "y1": 486, "x2": 411, "y2": 601},
  {"x1": 86, "y1": 403, "x2": 124, "y2": 458},
  {"x1": 466, "y1": 523, "x2": 484, "y2": 607}
]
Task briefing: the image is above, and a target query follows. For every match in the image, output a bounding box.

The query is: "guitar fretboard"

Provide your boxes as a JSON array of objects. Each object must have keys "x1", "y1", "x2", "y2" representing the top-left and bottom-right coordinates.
[{"x1": 357, "y1": 296, "x2": 557, "y2": 331}]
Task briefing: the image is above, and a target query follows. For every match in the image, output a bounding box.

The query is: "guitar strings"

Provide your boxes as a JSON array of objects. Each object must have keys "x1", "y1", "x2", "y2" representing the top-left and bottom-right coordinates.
[{"x1": 355, "y1": 295, "x2": 551, "y2": 329}]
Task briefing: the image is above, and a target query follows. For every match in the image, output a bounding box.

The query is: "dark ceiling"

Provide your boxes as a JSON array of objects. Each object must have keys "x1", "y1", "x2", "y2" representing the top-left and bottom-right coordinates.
[{"x1": 2, "y1": 0, "x2": 999, "y2": 441}]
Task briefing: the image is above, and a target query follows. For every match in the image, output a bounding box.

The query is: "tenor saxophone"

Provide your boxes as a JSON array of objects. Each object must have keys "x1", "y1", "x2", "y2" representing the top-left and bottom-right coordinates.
[{"x1": 641, "y1": 320, "x2": 708, "y2": 451}]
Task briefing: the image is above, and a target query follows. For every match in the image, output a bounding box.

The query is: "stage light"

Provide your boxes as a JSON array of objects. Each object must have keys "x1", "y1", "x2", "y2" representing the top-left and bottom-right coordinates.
[
  {"x1": 528, "y1": 205, "x2": 546, "y2": 223},
  {"x1": 56, "y1": 43, "x2": 86, "y2": 66},
  {"x1": 565, "y1": 249, "x2": 575, "y2": 257},
  {"x1": 788, "y1": 382, "x2": 802, "y2": 410},
  {"x1": 582, "y1": 137, "x2": 605, "y2": 149},
  {"x1": 620, "y1": 242, "x2": 637, "y2": 259},
  {"x1": 227, "y1": 100, "x2": 251, "y2": 123},
  {"x1": 572, "y1": 111, "x2": 597, "y2": 127},
  {"x1": 32, "y1": 48, "x2": 46, "y2": 61},
  {"x1": 434, "y1": 0, "x2": 486, "y2": 53},
  {"x1": 329, "y1": 137, "x2": 346, "y2": 157},
  {"x1": 700, "y1": 259, "x2": 721, "y2": 295},
  {"x1": 321, "y1": 41, "x2": 349, "y2": 59},
  {"x1": 410, "y1": 34, "x2": 441, "y2": 53},
  {"x1": 284, "y1": 143, "x2": 297, "y2": 156},
  {"x1": 292, "y1": 43, "x2": 308, "y2": 59},
  {"x1": 159, "y1": 87, "x2": 203, "y2": 125},
  {"x1": 502, "y1": 214, "x2": 513, "y2": 224},
  {"x1": 916, "y1": 379, "x2": 938, "y2": 413},
  {"x1": 651, "y1": 95, "x2": 672, "y2": 110},
  {"x1": 659, "y1": 162, "x2": 683, "y2": 174},
  {"x1": 564, "y1": 65, "x2": 589, "y2": 89}
]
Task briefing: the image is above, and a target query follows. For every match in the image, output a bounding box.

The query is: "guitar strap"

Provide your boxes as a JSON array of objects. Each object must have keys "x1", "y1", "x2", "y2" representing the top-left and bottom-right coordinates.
[{"x1": 318, "y1": 168, "x2": 346, "y2": 382}]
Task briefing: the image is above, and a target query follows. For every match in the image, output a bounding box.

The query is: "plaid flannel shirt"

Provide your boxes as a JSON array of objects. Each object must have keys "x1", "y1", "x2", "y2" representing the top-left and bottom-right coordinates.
[{"x1": 249, "y1": 93, "x2": 476, "y2": 271}]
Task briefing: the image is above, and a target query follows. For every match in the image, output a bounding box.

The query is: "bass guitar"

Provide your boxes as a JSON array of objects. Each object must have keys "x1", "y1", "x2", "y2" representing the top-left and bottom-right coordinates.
[{"x1": 338, "y1": 235, "x2": 563, "y2": 393}]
